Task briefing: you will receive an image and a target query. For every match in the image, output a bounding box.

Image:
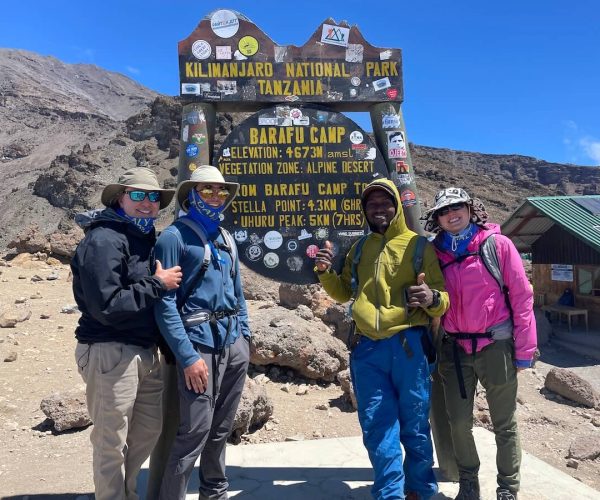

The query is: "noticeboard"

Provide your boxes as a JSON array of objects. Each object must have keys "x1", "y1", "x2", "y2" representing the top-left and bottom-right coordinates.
[
  {"x1": 212, "y1": 105, "x2": 389, "y2": 283},
  {"x1": 178, "y1": 9, "x2": 403, "y2": 111}
]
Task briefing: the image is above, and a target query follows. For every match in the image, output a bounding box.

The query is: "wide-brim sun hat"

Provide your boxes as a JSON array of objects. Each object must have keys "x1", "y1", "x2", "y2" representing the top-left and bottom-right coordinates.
[
  {"x1": 421, "y1": 186, "x2": 488, "y2": 233},
  {"x1": 101, "y1": 167, "x2": 175, "y2": 210},
  {"x1": 176, "y1": 165, "x2": 240, "y2": 212}
]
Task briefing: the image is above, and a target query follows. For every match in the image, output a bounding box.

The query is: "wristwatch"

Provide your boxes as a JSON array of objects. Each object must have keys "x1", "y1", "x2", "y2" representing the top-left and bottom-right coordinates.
[{"x1": 428, "y1": 289, "x2": 441, "y2": 308}]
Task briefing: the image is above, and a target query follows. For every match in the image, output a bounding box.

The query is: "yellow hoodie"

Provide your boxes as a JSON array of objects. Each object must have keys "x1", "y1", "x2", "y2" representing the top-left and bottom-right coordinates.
[{"x1": 318, "y1": 178, "x2": 449, "y2": 340}]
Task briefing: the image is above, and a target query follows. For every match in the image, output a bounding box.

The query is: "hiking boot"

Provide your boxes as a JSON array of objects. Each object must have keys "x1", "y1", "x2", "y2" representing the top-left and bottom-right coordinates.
[
  {"x1": 454, "y1": 478, "x2": 481, "y2": 500},
  {"x1": 497, "y1": 488, "x2": 517, "y2": 500}
]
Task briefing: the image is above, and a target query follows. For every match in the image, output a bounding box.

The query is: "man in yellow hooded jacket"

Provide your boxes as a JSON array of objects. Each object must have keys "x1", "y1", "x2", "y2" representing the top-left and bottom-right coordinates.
[{"x1": 315, "y1": 178, "x2": 449, "y2": 500}]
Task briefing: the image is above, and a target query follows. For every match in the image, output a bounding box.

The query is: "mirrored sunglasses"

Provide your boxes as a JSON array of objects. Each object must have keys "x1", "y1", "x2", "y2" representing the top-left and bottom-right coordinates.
[
  {"x1": 197, "y1": 186, "x2": 230, "y2": 199},
  {"x1": 436, "y1": 202, "x2": 466, "y2": 217},
  {"x1": 124, "y1": 190, "x2": 161, "y2": 203}
]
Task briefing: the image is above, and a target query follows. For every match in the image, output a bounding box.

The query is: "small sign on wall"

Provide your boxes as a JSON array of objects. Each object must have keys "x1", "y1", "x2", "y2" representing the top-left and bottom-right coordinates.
[{"x1": 551, "y1": 264, "x2": 573, "y2": 282}]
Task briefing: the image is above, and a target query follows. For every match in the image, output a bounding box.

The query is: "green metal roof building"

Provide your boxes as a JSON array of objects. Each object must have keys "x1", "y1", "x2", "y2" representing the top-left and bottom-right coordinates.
[{"x1": 502, "y1": 196, "x2": 600, "y2": 324}]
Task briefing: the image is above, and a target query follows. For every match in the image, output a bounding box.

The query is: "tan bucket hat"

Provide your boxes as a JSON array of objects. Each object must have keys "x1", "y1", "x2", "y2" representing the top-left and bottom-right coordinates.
[
  {"x1": 176, "y1": 165, "x2": 240, "y2": 212},
  {"x1": 101, "y1": 167, "x2": 175, "y2": 209}
]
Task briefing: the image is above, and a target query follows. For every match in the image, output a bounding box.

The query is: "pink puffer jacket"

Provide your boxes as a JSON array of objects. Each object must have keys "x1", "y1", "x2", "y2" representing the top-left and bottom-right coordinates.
[{"x1": 434, "y1": 223, "x2": 537, "y2": 365}]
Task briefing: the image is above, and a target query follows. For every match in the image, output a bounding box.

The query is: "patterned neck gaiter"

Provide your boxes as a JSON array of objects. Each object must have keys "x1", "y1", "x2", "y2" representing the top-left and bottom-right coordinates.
[{"x1": 115, "y1": 208, "x2": 155, "y2": 234}]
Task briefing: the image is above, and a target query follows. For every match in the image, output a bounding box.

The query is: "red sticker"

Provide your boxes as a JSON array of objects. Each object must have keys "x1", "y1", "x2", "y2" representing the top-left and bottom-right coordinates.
[
  {"x1": 395, "y1": 161, "x2": 410, "y2": 173},
  {"x1": 306, "y1": 245, "x2": 319, "y2": 259},
  {"x1": 387, "y1": 88, "x2": 398, "y2": 99}
]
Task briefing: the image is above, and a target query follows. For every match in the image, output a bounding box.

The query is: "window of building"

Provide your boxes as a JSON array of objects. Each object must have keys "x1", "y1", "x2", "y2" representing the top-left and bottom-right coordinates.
[{"x1": 577, "y1": 266, "x2": 600, "y2": 296}]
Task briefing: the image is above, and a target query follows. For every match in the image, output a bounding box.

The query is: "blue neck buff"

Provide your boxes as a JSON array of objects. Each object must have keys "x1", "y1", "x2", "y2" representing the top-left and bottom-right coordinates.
[
  {"x1": 186, "y1": 190, "x2": 225, "y2": 264},
  {"x1": 187, "y1": 189, "x2": 224, "y2": 237},
  {"x1": 441, "y1": 222, "x2": 478, "y2": 255},
  {"x1": 115, "y1": 208, "x2": 155, "y2": 234}
]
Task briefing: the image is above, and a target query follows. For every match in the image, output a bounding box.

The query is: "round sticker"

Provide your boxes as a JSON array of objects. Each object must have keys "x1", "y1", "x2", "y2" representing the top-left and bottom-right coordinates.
[
  {"x1": 264, "y1": 231, "x2": 283, "y2": 250},
  {"x1": 290, "y1": 108, "x2": 303, "y2": 120},
  {"x1": 286, "y1": 240, "x2": 299, "y2": 252},
  {"x1": 246, "y1": 245, "x2": 263, "y2": 262},
  {"x1": 210, "y1": 10, "x2": 239, "y2": 39},
  {"x1": 351, "y1": 76, "x2": 361, "y2": 86},
  {"x1": 186, "y1": 144, "x2": 199, "y2": 157},
  {"x1": 287, "y1": 256, "x2": 303, "y2": 272},
  {"x1": 238, "y1": 36, "x2": 259, "y2": 56},
  {"x1": 263, "y1": 252, "x2": 280, "y2": 268},
  {"x1": 349, "y1": 131, "x2": 364, "y2": 144},
  {"x1": 188, "y1": 163, "x2": 197, "y2": 172},
  {"x1": 191, "y1": 40, "x2": 212, "y2": 60},
  {"x1": 306, "y1": 245, "x2": 319, "y2": 259},
  {"x1": 315, "y1": 228, "x2": 329, "y2": 240},
  {"x1": 401, "y1": 190, "x2": 417, "y2": 207}
]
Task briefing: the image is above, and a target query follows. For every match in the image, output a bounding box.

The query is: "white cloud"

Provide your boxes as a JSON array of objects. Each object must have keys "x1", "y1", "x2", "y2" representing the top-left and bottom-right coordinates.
[
  {"x1": 579, "y1": 137, "x2": 600, "y2": 164},
  {"x1": 126, "y1": 66, "x2": 140, "y2": 75}
]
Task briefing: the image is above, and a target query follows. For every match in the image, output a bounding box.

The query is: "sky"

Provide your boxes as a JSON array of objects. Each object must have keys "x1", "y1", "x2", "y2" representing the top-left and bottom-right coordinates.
[{"x1": 2, "y1": 0, "x2": 599, "y2": 166}]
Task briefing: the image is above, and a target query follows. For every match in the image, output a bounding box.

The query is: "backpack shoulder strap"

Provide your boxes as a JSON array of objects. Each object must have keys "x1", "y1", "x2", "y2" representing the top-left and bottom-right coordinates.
[
  {"x1": 218, "y1": 227, "x2": 238, "y2": 280},
  {"x1": 412, "y1": 235, "x2": 428, "y2": 275},
  {"x1": 479, "y1": 234, "x2": 513, "y2": 318},
  {"x1": 479, "y1": 235, "x2": 503, "y2": 290},
  {"x1": 350, "y1": 234, "x2": 369, "y2": 299},
  {"x1": 177, "y1": 217, "x2": 211, "y2": 271}
]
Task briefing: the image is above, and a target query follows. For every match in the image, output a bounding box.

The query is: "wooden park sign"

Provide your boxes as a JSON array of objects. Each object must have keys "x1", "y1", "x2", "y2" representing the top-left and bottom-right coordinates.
[{"x1": 176, "y1": 9, "x2": 422, "y2": 283}]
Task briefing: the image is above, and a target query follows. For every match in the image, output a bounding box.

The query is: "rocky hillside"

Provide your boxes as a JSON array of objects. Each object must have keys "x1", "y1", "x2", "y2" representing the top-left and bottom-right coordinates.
[{"x1": 1, "y1": 49, "x2": 599, "y2": 255}]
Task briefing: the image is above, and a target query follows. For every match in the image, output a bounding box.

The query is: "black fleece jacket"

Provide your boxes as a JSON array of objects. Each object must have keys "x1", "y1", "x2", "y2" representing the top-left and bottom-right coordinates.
[{"x1": 71, "y1": 208, "x2": 166, "y2": 347}]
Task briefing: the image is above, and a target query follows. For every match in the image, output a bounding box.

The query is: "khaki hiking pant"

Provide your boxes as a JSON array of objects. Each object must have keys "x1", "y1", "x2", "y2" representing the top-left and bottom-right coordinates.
[
  {"x1": 75, "y1": 341, "x2": 163, "y2": 500},
  {"x1": 439, "y1": 338, "x2": 521, "y2": 493}
]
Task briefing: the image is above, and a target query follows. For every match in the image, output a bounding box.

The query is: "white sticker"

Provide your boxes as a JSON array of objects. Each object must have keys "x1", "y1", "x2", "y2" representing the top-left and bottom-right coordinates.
[
  {"x1": 264, "y1": 231, "x2": 283, "y2": 250},
  {"x1": 382, "y1": 114, "x2": 401, "y2": 129},
  {"x1": 379, "y1": 50, "x2": 393, "y2": 60},
  {"x1": 234, "y1": 230, "x2": 248, "y2": 243},
  {"x1": 233, "y1": 50, "x2": 248, "y2": 60},
  {"x1": 210, "y1": 9, "x2": 239, "y2": 38},
  {"x1": 373, "y1": 77, "x2": 391, "y2": 91},
  {"x1": 181, "y1": 125, "x2": 189, "y2": 142},
  {"x1": 351, "y1": 76, "x2": 361, "y2": 86},
  {"x1": 321, "y1": 24, "x2": 350, "y2": 47},
  {"x1": 345, "y1": 44, "x2": 364, "y2": 63},
  {"x1": 365, "y1": 147, "x2": 377, "y2": 160},
  {"x1": 191, "y1": 40, "x2": 211, "y2": 60},
  {"x1": 216, "y1": 80, "x2": 237, "y2": 95},
  {"x1": 181, "y1": 83, "x2": 201, "y2": 95},
  {"x1": 349, "y1": 131, "x2": 364, "y2": 144},
  {"x1": 298, "y1": 229, "x2": 312, "y2": 240},
  {"x1": 263, "y1": 252, "x2": 280, "y2": 268},
  {"x1": 216, "y1": 46, "x2": 232, "y2": 60},
  {"x1": 258, "y1": 116, "x2": 278, "y2": 126}
]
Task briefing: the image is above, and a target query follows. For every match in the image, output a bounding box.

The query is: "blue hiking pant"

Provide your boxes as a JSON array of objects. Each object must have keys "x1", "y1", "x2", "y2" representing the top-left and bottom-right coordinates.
[{"x1": 350, "y1": 328, "x2": 437, "y2": 500}]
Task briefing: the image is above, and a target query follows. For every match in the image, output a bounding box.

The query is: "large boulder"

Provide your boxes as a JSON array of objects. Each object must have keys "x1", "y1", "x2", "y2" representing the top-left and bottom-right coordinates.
[
  {"x1": 321, "y1": 303, "x2": 353, "y2": 345},
  {"x1": 248, "y1": 303, "x2": 348, "y2": 381},
  {"x1": 40, "y1": 389, "x2": 91, "y2": 432},
  {"x1": 544, "y1": 368, "x2": 600, "y2": 408},
  {"x1": 230, "y1": 376, "x2": 273, "y2": 444}
]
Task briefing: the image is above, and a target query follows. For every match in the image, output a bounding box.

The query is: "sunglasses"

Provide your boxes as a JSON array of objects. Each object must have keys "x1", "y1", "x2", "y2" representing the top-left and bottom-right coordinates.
[
  {"x1": 436, "y1": 202, "x2": 466, "y2": 217},
  {"x1": 124, "y1": 190, "x2": 161, "y2": 203},
  {"x1": 197, "y1": 186, "x2": 230, "y2": 199}
]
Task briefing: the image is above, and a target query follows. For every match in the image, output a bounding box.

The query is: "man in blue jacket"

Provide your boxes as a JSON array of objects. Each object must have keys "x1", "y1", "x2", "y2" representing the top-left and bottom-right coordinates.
[{"x1": 152, "y1": 165, "x2": 250, "y2": 500}]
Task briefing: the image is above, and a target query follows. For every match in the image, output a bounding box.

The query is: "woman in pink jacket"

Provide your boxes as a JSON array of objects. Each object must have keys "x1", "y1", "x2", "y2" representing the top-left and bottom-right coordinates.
[{"x1": 422, "y1": 187, "x2": 537, "y2": 500}]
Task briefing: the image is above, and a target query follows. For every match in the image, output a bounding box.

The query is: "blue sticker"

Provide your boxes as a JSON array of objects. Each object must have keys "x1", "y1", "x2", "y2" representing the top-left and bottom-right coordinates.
[{"x1": 186, "y1": 144, "x2": 199, "y2": 157}]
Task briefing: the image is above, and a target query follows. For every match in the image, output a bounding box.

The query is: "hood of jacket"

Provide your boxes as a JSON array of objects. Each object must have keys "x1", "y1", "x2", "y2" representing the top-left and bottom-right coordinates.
[
  {"x1": 75, "y1": 207, "x2": 154, "y2": 238},
  {"x1": 360, "y1": 178, "x2": 408, "y2": 237}
]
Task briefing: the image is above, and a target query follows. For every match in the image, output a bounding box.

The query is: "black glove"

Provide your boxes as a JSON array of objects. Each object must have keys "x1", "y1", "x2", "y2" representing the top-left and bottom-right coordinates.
[{"x1": 157, "y1": 335, "x2": 176, "y2": 365}]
